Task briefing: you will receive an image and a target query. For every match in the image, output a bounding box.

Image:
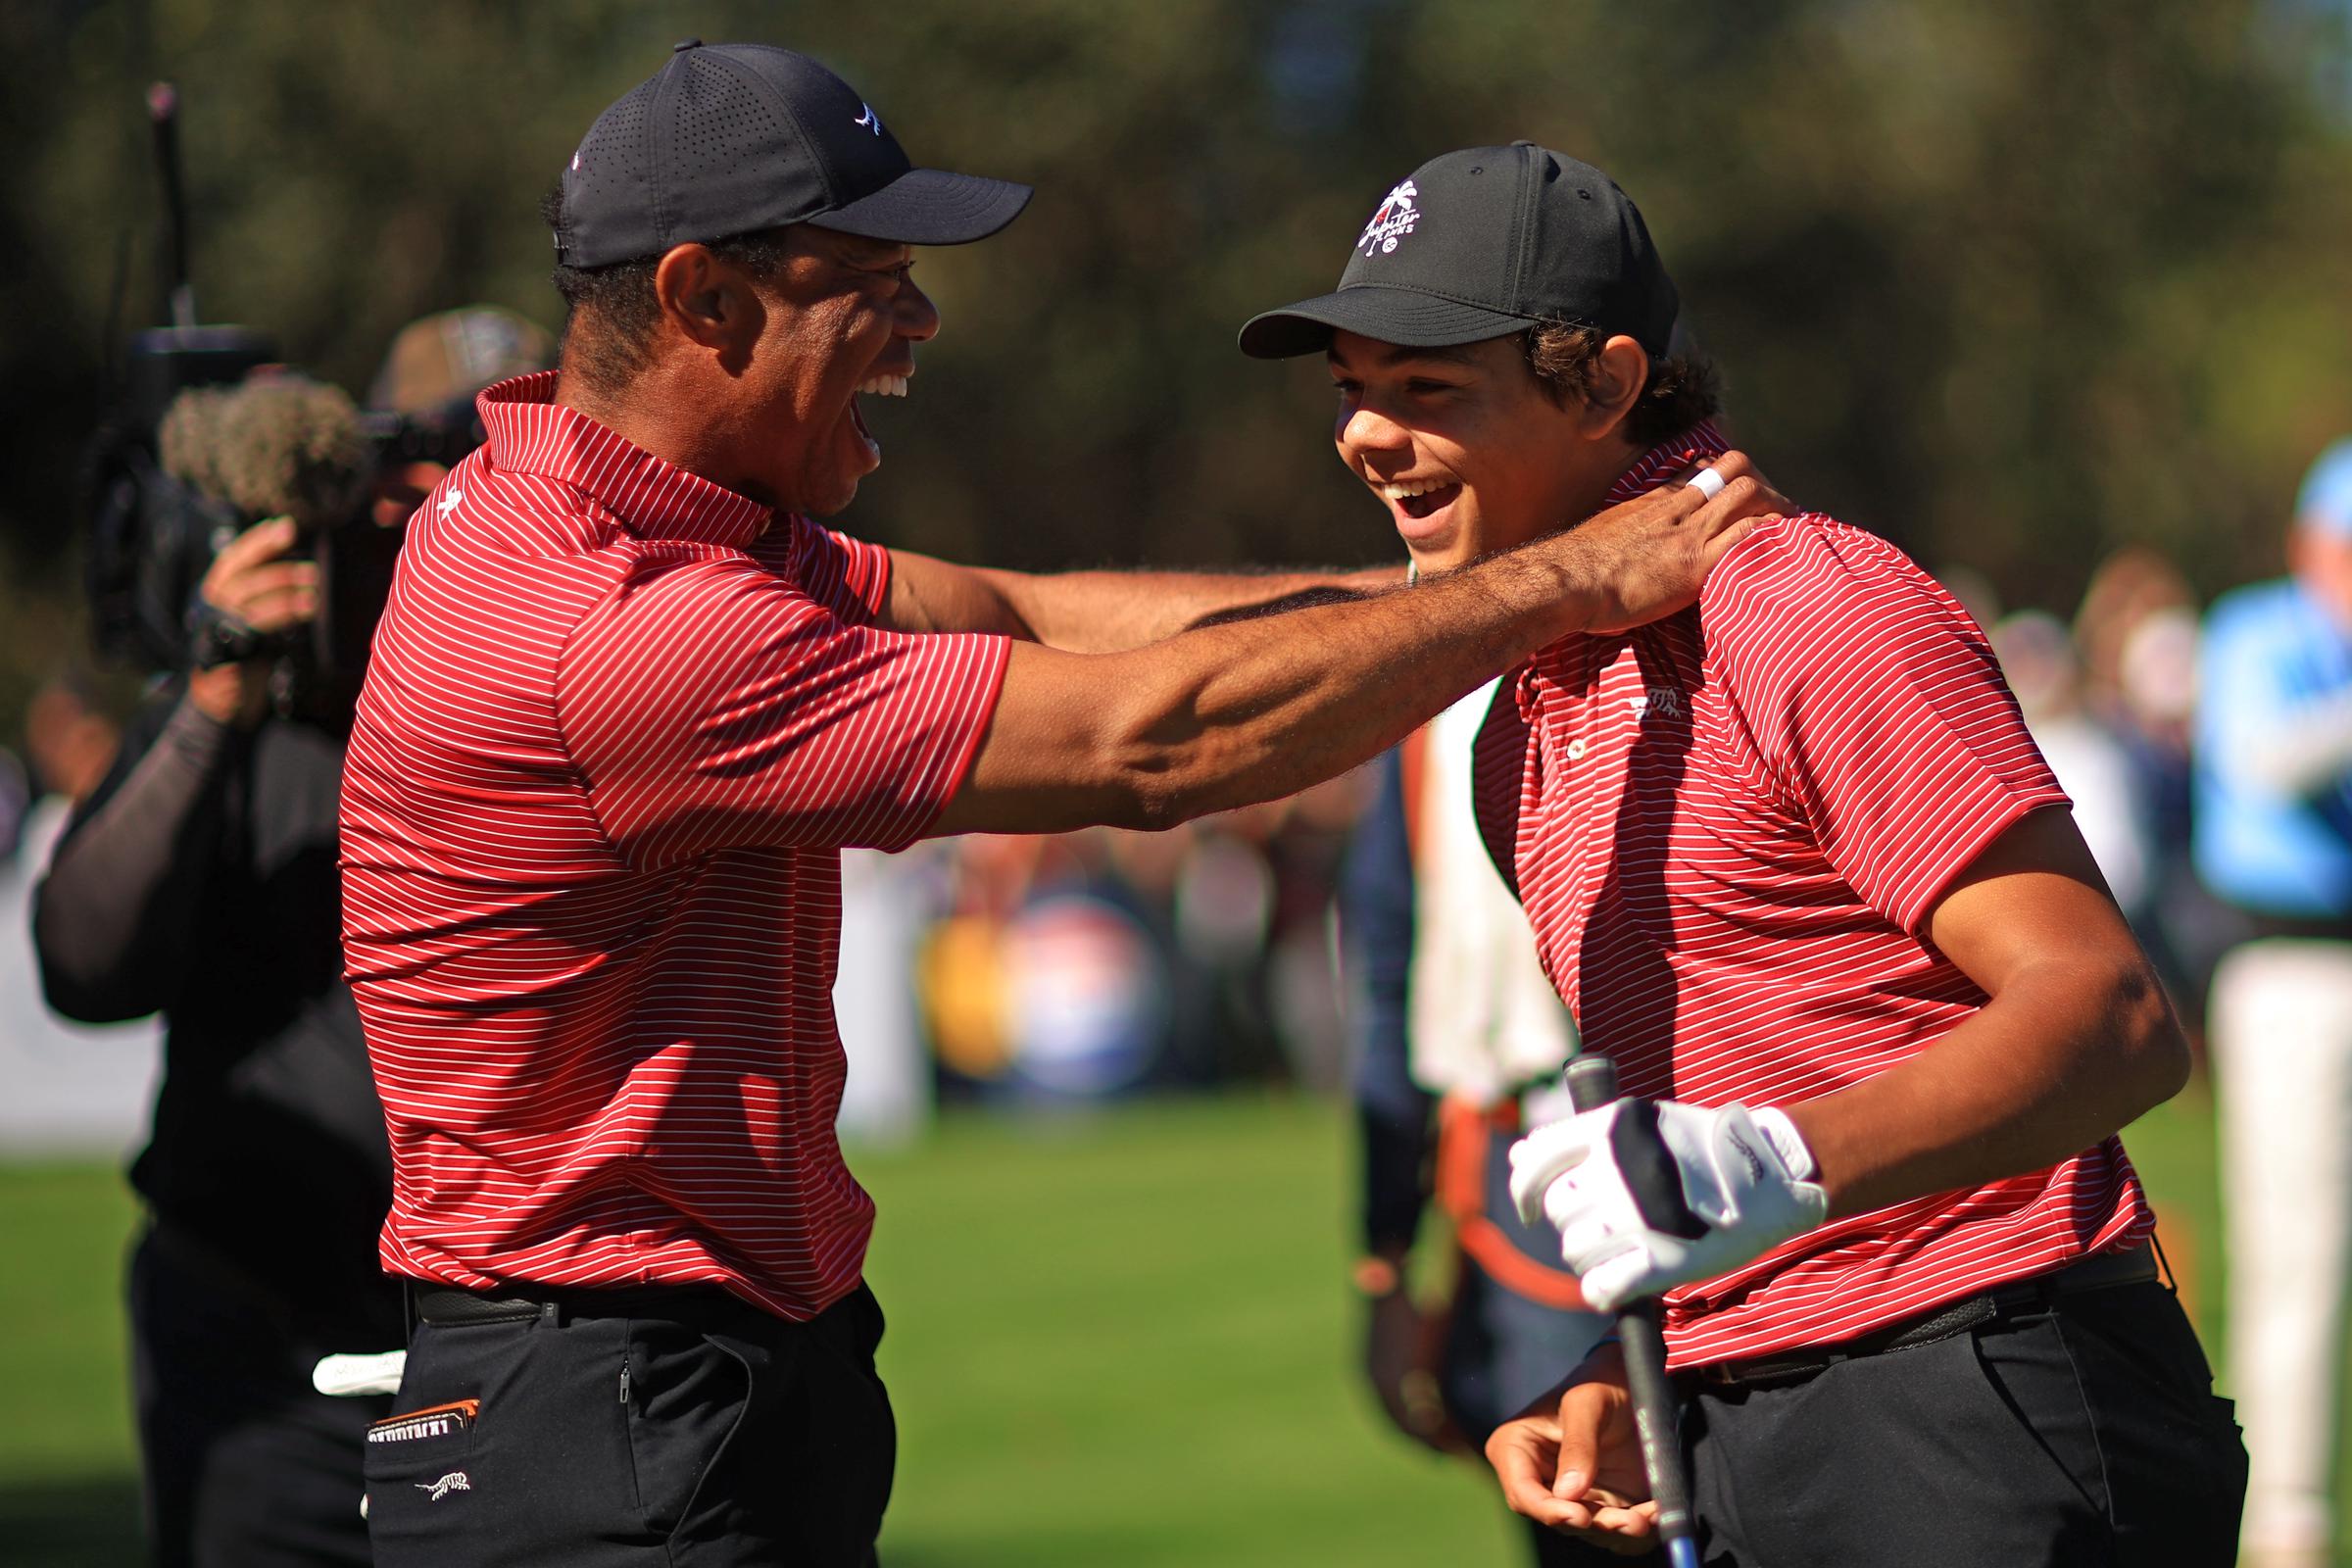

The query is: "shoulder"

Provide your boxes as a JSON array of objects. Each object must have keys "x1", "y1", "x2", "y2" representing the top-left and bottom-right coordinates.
[
  {"x1": 1698, "y1": 511, "x2": 1972, "y2": 674},
  {"x1": 598, "y1": 544, "x2": 833, "y2": 645},
  {"x1": 416, "y1": 450, "x2": 615, "y2": 564}
]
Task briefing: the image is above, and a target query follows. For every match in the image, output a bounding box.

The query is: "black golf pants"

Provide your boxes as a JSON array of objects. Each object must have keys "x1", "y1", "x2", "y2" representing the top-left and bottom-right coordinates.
[
  {"x1": 1681, "y1": 1281, "x2": 2245, "y2": 1567},
  {"x1": 365, "y1": 1281, "x2": 894, "y2": 1567}
]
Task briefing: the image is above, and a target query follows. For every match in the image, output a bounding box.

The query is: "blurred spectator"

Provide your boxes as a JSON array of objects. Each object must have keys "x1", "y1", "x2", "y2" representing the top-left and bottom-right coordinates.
[
  {"x1": 911, "y1": 807, "x2": 1365, "y2": 1104},
  {"x1": 1992, "y1": 611, "x2": 2157, "y2": 919},
  {"x1": 2194, "y1": 437, "x2": 2352, "y2": 1568},
  {"x1": 1259, "y1": 773, "x2": 1364, "y2": 1090},
  {"x1": 0, "y1": 685, "x2": 161, "y2": 1157},
  {"x1": 0, "y1": 740, "x2": 27, "y2": 860},
  {"x1": 367, "y1": 304, "x2": 551, "y2": 416},
  {"x1": 29, "y1": 312, "x2": 545, "y2": 1568},
  {"x1": 366, "y1": 307, "x2": 555, "y2": 528},
  {"x1": 1338, "y1": 686, "x2": 1612, "y2": 1568},
  {"x1": 1932, "y1": 561, "x2": 2003, "y2": 635},
  {"x1": 834, "y1": 846, "x2": 937, "y2": 1144},
  {"x1": 2076, "y1": 547, "x2": 2200, "y2": 846},
  {"x1": 24, "y1": 677, "x2": 123, "y2": 802},
  {"x1": 2067, "y1": 549, "x2": 2235, "y2": 1015}
]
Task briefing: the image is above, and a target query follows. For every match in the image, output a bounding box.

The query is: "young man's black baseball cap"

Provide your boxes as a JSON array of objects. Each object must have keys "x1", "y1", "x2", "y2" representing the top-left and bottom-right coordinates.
[
  {"x1": 555, "y1": 40, "x2": 1033, "y2": 268},
  {"x1": 1239, "y1": 143, "x2": 1676, "y2": 360}
]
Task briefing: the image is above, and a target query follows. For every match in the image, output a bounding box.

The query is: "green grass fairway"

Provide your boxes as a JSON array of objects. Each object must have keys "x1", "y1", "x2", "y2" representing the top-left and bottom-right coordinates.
[
  {"x1": 0, "y1": 1088, "x2": 2341, "y2": 1565},
  {"x1": 0, "y1": 1160, "x2": 144, "y2": 1563},
  {"x1": 857, "y1": 1096, "x2": 1514, "y2": 1566}
]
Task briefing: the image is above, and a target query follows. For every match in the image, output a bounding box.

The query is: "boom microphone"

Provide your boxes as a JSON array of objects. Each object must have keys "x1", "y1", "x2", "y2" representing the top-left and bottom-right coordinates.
[
  {"x1": 150, "y1": 371, "x2": 405, "y2": 692},
  {"x1": 158, "y1": 373, "x2": 372, "y2": 528}
]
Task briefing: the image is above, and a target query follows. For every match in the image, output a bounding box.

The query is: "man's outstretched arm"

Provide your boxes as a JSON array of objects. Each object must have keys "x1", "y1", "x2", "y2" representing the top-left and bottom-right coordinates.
[
  {"x1": 884, "y1": 549, "x2": 1402, "y2": 652},
  {"x1": 929, "y1": 454, "x2": 1774, "y2": 837}
]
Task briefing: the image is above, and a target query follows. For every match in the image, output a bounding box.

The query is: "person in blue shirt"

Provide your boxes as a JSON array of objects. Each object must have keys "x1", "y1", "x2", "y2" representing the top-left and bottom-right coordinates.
[{"x1": 2196, "y1": 436, "x2": 2352, "y2": 1568}]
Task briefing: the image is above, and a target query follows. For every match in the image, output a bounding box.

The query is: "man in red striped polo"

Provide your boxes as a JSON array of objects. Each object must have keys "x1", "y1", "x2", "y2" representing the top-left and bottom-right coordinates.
[
  {"x1": 1241, "y1": 143, "x2": 2245, "y2": 1565},
  {"x1": 342, "y1": 49, "x2": 1781, "y2": 1567}
]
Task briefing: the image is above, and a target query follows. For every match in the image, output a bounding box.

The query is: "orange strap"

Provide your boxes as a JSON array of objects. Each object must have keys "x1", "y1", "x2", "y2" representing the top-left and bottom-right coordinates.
[{"x1": 1434, "y1": 1096, "x2": 1590, "y2": 1311}]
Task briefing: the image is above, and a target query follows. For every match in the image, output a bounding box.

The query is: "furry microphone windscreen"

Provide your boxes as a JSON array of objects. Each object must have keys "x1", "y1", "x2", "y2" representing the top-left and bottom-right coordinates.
[{"x1": 158, "y1": 372, "x2": 371, "y2": 529}]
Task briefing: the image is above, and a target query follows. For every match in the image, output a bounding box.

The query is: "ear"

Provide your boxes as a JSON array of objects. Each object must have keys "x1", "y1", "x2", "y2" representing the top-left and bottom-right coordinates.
[
  {"x1": 652, "y1": 244, "x2": 760, "y2": 355},
  {"x1": 1574, "y1": 334, "x2": 1651, "y2": 440}
]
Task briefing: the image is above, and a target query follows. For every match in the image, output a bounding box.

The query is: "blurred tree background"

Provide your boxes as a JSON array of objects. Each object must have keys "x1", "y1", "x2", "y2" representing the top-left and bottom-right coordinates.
[{"x1": 5, "y1": 0, "x2": 2352, "y2": 746}]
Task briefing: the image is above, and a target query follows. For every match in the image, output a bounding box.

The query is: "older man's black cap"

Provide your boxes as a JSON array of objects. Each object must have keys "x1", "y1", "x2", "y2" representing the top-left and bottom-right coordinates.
[
  {"x1": 1239, "y1": 143, "x2": 1676, "y2": 360},
  {"x1": 555, "y1": 40, "x2": 1032, "y2": 268}
]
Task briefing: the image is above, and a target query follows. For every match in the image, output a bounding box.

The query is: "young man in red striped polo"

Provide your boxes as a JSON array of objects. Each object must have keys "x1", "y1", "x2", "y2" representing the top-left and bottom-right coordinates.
[
  {"x1": 1241, "y1": 143, "x2": 2246, "y2": 1566},
  {"x1": 340, "y1": 50, "x2": 1781, "y2": 1567}
]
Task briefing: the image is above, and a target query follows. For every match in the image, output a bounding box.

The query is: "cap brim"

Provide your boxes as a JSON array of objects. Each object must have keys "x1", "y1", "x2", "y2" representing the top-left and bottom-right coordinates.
[
  {"x1": 1238, "y1": 287, "x2": 1535, "y2": 359},
  {"x1": 816, "y1": 168, "x2": 1033, "y2": 246}
]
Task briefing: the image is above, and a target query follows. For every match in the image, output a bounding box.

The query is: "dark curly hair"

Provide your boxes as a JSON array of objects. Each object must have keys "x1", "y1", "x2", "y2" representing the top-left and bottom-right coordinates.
[
  {"x1": 1522, "y1": 319, "x2": 1721, "y2": 448},
  {"x1": 539, "y1": 186, "x2": 797, "y2": 403}
]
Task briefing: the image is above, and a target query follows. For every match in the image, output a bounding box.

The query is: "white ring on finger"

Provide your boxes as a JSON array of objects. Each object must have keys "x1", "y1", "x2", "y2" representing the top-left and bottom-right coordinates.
[{"x1": 1685, "y1": 466, "x2": 1726, "y2": 501}]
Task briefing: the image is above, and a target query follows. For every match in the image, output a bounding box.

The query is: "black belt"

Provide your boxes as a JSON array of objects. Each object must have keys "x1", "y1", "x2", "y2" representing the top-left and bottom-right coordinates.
[
  {"x1": 408, "y1": 1278, "x2": 750, "y2": 1328},
  {"x1": 1690, "y1": 1245, "x2": 2160, "y2": 1390}
]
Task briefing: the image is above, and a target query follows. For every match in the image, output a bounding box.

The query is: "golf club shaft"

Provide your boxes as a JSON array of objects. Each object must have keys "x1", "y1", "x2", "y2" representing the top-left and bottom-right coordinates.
[{"x1": 1562, "y1": 1054, "x2": 1699, "y2": 1568}]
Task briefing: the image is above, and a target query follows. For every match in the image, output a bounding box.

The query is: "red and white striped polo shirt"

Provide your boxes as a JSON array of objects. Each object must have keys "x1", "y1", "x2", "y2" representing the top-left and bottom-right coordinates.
[
  {"x1": 340, "y1": 371, "x2": 1010, "y2": 1321},
  {"x1": 1475, "y1": 429, "x2": 2154, "y2": 1369}
]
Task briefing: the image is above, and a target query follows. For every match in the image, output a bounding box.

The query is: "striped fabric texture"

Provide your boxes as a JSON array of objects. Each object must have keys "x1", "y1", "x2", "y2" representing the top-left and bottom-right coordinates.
[
  {"x1": 341, "y1": 373, "x2": 1009, "y2": 1321},
  {"x1": 1474, "y1": 429, "x2": 2153, "y2": 1370}
]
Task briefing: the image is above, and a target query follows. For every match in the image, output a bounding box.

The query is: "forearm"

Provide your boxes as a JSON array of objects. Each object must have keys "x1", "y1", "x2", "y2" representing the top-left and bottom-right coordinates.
[
  {"x1": 33, "y1": 698, "x2": 232, "y2": 1019},
  {"x1": 1129, "y1": 564, "x2": 1567, "y2": 817},
  {"x1": 936, "y1": 456, "x2": 1766, "y2": 836},
  {"x1": 975, "y1": 564, "x2": 1402, "y2": 653},
  {"x1": 1785, "y1": 952, "x2": 2186, "y2": 1219},
  {"x1": 943, "y1": 541, "x2": 1592, "y2": 836}
]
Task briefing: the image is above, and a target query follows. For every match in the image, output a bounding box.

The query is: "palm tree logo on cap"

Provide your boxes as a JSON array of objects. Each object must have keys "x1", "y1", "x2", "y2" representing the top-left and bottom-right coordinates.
[{"x1": 1357, "y1": 179, "x2": 1419, "y2": 258}]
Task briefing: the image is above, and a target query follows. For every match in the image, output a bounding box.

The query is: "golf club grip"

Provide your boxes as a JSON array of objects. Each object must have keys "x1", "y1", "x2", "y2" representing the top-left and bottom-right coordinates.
[{"x1": 1563, "y1": 1055, "x2": 1699, "y2": 1564}]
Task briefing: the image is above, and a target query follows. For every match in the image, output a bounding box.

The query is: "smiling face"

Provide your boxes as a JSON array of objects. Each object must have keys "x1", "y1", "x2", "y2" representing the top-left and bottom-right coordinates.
[
  {"x1": 640, "y1": 223, "x2": 941, "y2": 518},
  {"x1": 1327, "y1": 328, "x2": 1639, "y2": 574},
  {"x1": 726, "y1": 224, "x2": 939, "y2": 516}
]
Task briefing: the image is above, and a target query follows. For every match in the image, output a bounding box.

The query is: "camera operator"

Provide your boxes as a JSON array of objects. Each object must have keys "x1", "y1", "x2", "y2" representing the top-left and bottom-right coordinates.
[{"x1": 32, "y1": 311, "x2": 547, "y2": 1568}]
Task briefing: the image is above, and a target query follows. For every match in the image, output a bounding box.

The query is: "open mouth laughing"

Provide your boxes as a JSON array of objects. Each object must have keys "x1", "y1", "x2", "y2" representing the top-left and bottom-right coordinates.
[
  {"x1": 1374, "y1": 473, "x2": 1464, "y2": 523},
  {"x1": 846, "y1": 368, "x2": 911, "y2": 459}
]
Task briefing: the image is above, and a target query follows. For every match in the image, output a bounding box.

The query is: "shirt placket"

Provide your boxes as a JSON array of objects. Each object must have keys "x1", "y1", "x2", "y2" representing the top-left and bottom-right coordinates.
[{"x1": 1522, "y1": 648, "x2": 1611, "y2": 1008}]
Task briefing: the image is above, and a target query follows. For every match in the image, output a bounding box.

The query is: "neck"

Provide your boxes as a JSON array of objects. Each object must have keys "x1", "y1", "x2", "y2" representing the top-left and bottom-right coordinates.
[
  {"x1": 555, "y1": 362, "x2": 775, "y2": 511},
  {"x1": 1564, "y1": 441, "x2": 1649, "y2": 527},
  {"x1": 1533, "y1": 430, "x2": 1651, "y2": 546}
]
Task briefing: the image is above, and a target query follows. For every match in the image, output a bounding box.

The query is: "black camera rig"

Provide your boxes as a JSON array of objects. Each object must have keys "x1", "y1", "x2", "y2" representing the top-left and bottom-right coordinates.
[{"x1": 79, "y1": 81, "x2": 477, "y2": 710}]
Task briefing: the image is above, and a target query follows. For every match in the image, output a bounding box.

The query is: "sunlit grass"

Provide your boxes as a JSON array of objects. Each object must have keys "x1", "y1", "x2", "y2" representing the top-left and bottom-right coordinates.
[{"x1": 0, "y1": 1086, "x2": 2339, "y2": 1565}]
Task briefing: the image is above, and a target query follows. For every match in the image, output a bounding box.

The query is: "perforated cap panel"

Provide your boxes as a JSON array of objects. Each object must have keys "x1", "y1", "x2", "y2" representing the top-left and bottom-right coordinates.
[
  {"x1": 560, "y1": 74, "x2": 663, "y2": 263},
  {"x1": 672, "y1": 54, "x2": 785, "y2": 183},
  {"x1": 555, "y1": 41, "x2": 1031, "y2": 268}
]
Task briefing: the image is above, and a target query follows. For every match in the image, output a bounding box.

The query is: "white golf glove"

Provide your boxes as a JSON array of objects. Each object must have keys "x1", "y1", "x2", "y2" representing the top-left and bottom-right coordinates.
[{"x1": 1508, "y1": 1098, "x2": 1829, "y2": 1313}]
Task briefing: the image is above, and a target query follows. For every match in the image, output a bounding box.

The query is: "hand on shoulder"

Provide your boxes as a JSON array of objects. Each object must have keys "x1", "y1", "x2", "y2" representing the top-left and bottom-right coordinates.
[{"x1": 1556, "y1": 449, "x2": 1786, "y2": 636}]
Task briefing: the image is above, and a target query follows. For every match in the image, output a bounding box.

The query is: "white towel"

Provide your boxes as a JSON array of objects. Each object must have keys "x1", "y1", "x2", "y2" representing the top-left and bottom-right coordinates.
[{"x1": 1405, "y1": 679, "x2": 1577, "y2": 1108}]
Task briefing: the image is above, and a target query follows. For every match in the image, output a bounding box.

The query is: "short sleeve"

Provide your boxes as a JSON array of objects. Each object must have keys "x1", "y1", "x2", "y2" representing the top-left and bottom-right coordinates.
[
  {"x1": 559, "y1": 552, "x2": 1008, "y2": 864},
  {"x1": 1708, "y1": 518, "x2": 2067, "y2": 934}
]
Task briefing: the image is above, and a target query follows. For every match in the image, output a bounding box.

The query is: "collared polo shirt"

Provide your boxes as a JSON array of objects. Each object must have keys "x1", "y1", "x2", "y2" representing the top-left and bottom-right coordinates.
[
  {"x1": 341, "y1": 371, "x2": 1010, "y2": 1320},
  {"x1": 2193, "y1": 577, "x2": 2352, "y2": 917},
  {"x1": 1474, "y1": 428, "x2": 2153, "y2": 1369}
]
